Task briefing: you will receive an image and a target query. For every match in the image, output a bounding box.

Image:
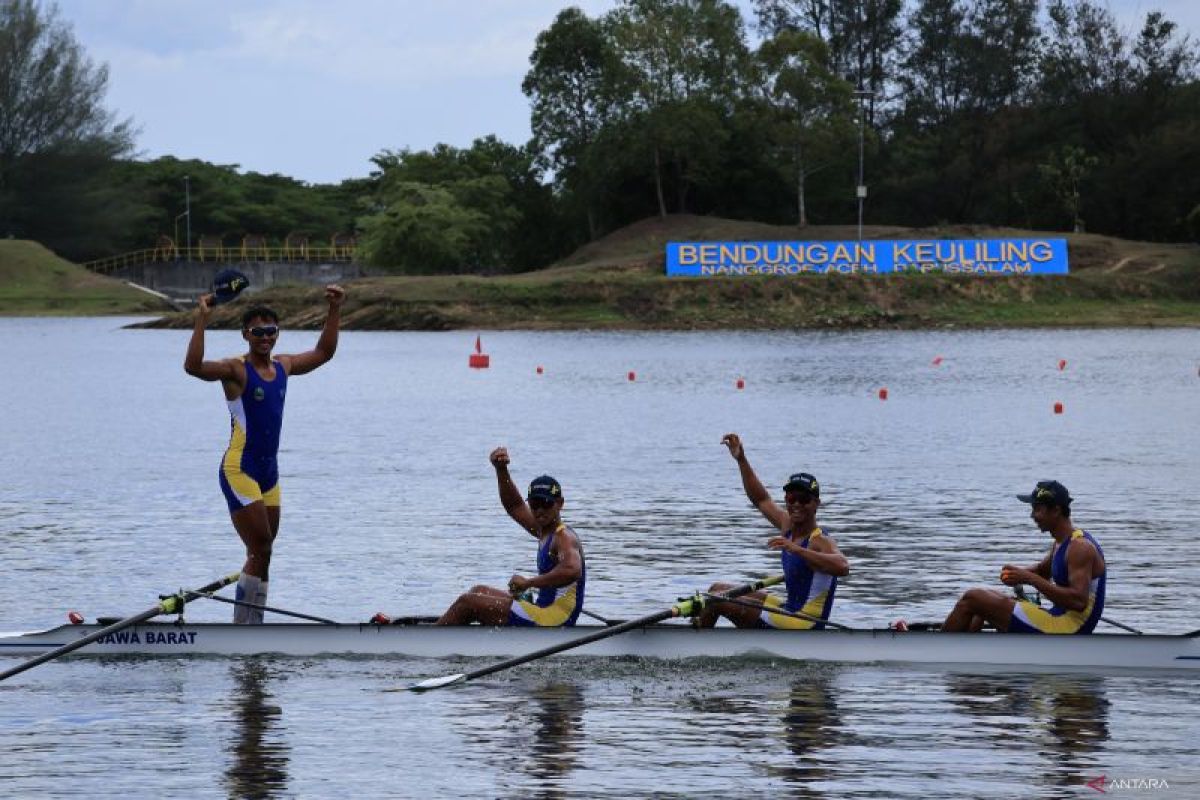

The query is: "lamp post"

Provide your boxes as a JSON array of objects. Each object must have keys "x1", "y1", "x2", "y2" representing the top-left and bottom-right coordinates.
[
  {"x1": 183, "y1": 175, "x2": 191, "y2": 259},
  {"x1": 852, "y1": 88, "x2": 872, "y2": 242}
]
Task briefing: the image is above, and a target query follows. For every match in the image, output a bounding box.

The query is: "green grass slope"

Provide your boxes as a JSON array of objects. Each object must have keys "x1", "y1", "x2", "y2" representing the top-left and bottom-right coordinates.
[
  {"x1": 139, "y1": 215, "x2": 1200, "y2": 330},
  {"x1": 0, "y1": 240, "x2": 174, "y2": 316}
]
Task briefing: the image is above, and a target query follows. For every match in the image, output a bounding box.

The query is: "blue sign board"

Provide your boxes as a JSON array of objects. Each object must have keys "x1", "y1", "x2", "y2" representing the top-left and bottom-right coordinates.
[{"x1": 666, "y1": 239, "x2": 1069, "y2": 276}]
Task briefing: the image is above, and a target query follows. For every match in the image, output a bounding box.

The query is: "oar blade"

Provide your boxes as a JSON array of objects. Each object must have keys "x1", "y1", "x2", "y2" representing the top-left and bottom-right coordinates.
[{"x1": 402, "y1": 673, "x2": 467, "y2": 693}]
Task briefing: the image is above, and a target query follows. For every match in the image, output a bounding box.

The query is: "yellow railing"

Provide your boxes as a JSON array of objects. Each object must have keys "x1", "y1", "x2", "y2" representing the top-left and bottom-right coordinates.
[{"x1": 83, "y1": 245, "x2": 358, "y2": 275}]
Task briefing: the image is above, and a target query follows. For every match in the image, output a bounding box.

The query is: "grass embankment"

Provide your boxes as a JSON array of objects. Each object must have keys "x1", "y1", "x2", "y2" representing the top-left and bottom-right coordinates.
[
  {"x1": 6, "y1": 216, "x2": 1199, "y2": 327},
  {"x1": 144, "y1": 216, "x2": 1200, "y2": 330},
  {"x1": 0, "y1": 240, "x2": 174, "y2": 316}
]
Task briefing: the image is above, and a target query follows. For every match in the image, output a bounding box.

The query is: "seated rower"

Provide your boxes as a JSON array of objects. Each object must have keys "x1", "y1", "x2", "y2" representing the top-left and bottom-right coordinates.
[
  {"x1": 695, "y1": 433, "x2": 849, "y2": 630},
  {"x1": 942, "y1": 480, "x2": 1106, "y2": 633},
  {"x1": 436, "y1": 448, "x2": 586, "y2": 626}
]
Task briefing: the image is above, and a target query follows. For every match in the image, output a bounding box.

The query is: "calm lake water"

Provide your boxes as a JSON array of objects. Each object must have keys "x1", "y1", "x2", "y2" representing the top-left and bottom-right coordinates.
[{"x1": 1, "y1": 317, "x2": 1198, "y2": 798}]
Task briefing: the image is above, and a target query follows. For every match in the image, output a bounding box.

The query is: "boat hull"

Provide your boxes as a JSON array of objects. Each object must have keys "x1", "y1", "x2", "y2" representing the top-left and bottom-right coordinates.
[{"x1": 1, "y1": 622, "x2": 1197, "y2": 672}]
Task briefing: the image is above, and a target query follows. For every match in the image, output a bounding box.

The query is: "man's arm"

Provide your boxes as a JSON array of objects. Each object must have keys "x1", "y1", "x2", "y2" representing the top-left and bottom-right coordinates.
[
  {"x1": 1003, "y1": 540, "x2": 1096, "y2": 612},
  {"x1": 280, "y1": 285, "x2": 344, "y2": 376},
  {"x1": 183, "y1": 294, "x2": 240, "y2": 383},
  {"x1": 526, "y1": 527, "x2": 583, "y2": 589},
  {"x1": 769, "y1": 533, "x2": 851, "y2": 576},
  {"x1": 722, "y1": 433, "x2": 788, "y2": 530},
  {"x1": 490, "y1": 447, "x2": 538, "y2": 534}
]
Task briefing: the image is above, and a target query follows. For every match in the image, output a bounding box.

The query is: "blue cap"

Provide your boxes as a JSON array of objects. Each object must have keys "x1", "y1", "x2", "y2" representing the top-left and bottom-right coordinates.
[
  {"x1": 783, "y1": 472, "x2": 819, "y2": 497},
  {"x1": 527, "y1": 475, "x2": 562, "y2": 502},
  {"x1": 212, "y1": 269, "x2": 250, "y2": 305},
  {"x1": 1017, "y1": 480, "x2": 1071, "y2": 509}
]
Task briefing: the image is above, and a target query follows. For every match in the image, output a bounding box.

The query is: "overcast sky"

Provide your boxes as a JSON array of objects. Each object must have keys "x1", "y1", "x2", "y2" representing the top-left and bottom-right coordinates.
[{"x1": 53, "y1": 0, "x2": 1200, "y2": 185}]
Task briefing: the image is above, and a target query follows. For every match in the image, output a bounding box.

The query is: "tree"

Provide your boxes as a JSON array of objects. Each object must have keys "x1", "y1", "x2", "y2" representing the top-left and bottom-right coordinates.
[
  {"x1": 0, "y1": 0, "x2": 136, "y2": 257},
  {"x1": 523, "y1": 7, "x2": 621, "y2": 240},
  {"x1": 1038, "y1": 144, "x2": 1097, "y2": 232},
  {"x1": 753, "y1": 30, "x2": 854, "y2": 225},
  {"x1": 607, "y1": 0, "x2": 749, "y2": 217}
]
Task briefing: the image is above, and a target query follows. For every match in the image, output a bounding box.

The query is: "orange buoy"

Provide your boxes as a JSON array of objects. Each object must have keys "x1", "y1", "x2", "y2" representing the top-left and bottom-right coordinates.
[
  {"x1": 627, "y1": 371, "x2": 636, "y2": 382},
  {"x1": 536, "y1": 365, "x2": 544, "y2": 375},
  {"x1": 736, "y1": 378, "x2": 745, "y2": 390},
  {"x1": 878, "y1": 387, "x2": 888, "y2": 400},
  {"x1": 932, "y1": 356, "x2": 944, "y2": 366},
  {"x1": 468, "y1": 335, "x2": 490, "y2": 369},
  {"x1": 68, "y1": 610, "x2": 84, "y2": 624},
  {"x1": 1057, "y1": 359, "x2": 1067, "y2": 371},
  {"x1": 1053, "y1": 401, "x2": 1064, "y2": 414}
]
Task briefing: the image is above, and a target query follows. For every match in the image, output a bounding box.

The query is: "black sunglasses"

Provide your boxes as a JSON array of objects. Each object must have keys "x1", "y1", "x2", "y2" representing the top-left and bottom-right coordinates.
[
  {"x1": 248, "y1": 325, "x2": 279, "y2": 338},
  {"x1": 784, "y1": 493, "x2": 814, "y2": 506},
  {"x1": 528, "y1": 497, "x2": 556, "y2": 510}
]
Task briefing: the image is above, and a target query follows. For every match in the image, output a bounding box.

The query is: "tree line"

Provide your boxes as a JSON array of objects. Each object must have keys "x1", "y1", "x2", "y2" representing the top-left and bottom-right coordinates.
[{"x1": 1, "y1": 0, "x2": 1196, "y2": 271}]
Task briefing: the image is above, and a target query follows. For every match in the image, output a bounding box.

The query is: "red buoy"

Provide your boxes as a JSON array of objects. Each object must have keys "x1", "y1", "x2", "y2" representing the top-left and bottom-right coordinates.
[
  {"x1": 1057, "y1": 359, "x2": 1067, "y2": 371},
  {"x1": 68, "y1": 611, "x2": 84, "y2": 624},
  {"x1": 1054, "y1": 401, "x2": 1064, "y2": 414},
  {"x1": 878, "y1": 387, "x2": 889, "y2": 400},
  {"x1": 627, "y1": 371, "x2": 636, "y2": 382},
  {"x1": 468, "y1": 335, "x2": 490, "y2": 369},
  {"x1": 536, "y1": 365, "x2": 544, "y2": 375},
  {"x1": 736, "y1": 378, "x2": 745, "y2": 390},
  {"x1": 932, "y1": 356, "x2": 944, "y2": 366}
]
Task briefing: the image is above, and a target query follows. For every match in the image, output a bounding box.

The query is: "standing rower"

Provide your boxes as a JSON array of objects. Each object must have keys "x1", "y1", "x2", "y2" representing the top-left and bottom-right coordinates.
[
  {"x1": 437, "y1": 448, "x2": 586, "y2": 626},
  {"x1": 942, "y1": 480, "x2": 1106, "y2": 633},
  {"x1": 184, "y1": 286, "x2": 345, "y2": 624},
  {"x1": 696, "y1": 433, "x2": 849, "y2": 629}
]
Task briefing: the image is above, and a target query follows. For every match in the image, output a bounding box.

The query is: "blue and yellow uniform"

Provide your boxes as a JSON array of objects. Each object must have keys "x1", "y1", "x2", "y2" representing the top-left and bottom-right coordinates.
[
  {"x1": 509, "y1": 523, "x2": 586, "y2": 627},
  {"x1": 218, "y1": 358, "x2": 287, "y2": 513},
  {"x1": 1009, "y1": 529, "x2": 1106, "y2": 634},
  {"x1": 759, "y1": 528, "x2": 838, "y2": 630}
]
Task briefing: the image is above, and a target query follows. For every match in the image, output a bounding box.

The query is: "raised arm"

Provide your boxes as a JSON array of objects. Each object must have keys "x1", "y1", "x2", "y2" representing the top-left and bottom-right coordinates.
[
  {"x1": 721, "y1": 433, "x2": 788, "y2": 530},
  {"x1": 279, "y1": 285, "x2": 344, "y2": 377},
  {"x1": 183, "y1": 294, "x2": 241, "y2": 383},
  {"x1": 490, "y1": 447, "x2": 538, "y2": 535}
]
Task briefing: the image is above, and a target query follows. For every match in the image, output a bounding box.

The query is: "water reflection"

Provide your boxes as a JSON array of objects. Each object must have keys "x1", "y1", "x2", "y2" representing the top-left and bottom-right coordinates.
[
  {"x1": 947, "y1": 673, "x2": 1109, "y2": 794},
  {"x1": 774, "y1": 672, "x2": 843, "y2": 796},
  {"x1": 518, "y1": 683, "x2": 585, "y2": 799},
  {"x1": 223, "y1": 660, "x2": 290, "y2": 800}
]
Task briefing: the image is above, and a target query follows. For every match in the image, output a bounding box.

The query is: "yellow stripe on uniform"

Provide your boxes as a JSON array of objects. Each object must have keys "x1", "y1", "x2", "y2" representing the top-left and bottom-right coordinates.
[{"x1": 513, "y1": 585, "x2": 578, "y2": 626}]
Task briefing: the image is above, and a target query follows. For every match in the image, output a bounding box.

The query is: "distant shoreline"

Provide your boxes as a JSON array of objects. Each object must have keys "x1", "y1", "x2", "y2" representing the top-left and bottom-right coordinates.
[{"x1": 5, "y1": 217, "x2": 1200, "y2": 328}]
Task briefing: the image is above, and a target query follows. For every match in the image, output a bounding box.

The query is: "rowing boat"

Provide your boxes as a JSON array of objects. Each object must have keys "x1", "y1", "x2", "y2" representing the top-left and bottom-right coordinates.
[{"x1": 1, "y1": 621, "x2": 1196, "y2": 672}]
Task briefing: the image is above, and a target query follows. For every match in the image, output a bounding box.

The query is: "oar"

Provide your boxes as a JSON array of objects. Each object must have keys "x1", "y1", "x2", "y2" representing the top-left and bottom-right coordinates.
[
  {"x1": 700, "y1": 593, "x2": 855, "y2": 631},
  {"x1": 0, "y1": 572, "x2": 239, "y2": 683},
  {"x1": 191, "y1": 589, "x2": 338, "y2": 624},
  {"x1": 1098, "y1": 616, "x2": 1143, "y2": 635},
  {"x1": 403, "y1": 574, "x2": 784, "y2": 693}
]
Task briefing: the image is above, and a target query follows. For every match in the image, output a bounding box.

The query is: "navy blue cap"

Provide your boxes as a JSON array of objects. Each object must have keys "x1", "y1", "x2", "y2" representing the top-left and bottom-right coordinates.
[
  {"x1": 527, "y1": 475, "x2": 562, "y2": 502},
  {"x1": 1017, "y1": 480, "x2": 1071, "y2": 509},
  {"x1": 783, "y1": 472, "x2": 819, "y2": 497},
  {"x1": 212, "y1": 269, "x2": 250, "y2": 305}
]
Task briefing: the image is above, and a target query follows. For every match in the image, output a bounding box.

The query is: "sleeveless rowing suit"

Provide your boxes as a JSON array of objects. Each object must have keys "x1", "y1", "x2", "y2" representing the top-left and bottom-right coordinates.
[
  {"x1": 1009, "y1": 529, "x2": 1106, "y2": 634},
  {"x1": 759, "y1": 527, "x2": 838, "y2": 630},
  {"x1": 509, "y1": 523, "x2": 587, "y2": 627},
  {"x1": 218, "y1": 357, "x2": 286, "y2": 513}
]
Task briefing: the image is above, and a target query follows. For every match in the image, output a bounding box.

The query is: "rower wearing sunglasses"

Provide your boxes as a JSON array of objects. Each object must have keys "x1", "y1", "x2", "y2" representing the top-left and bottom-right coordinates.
[
  {"x1": 184, "y1": 284, "x2": 345, "y2": 623},
  {"x1": 437, "y1": 447, "x2": 586, "y2": 626},
  {"x1": 695, "y1": 433, "x2": 849, "y2": 630}
]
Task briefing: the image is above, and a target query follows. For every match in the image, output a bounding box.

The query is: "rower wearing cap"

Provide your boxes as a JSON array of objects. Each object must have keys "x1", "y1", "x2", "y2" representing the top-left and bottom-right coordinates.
[
  {"x1": 695, "y1": 433, "x2": 849, "y2": 629},
  {"x1": 942, "y1": 480, "x2": 1106, "y2": 633},
  {"x1": 436, "y1": 448, "x2": 586, "y2": 626}
]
